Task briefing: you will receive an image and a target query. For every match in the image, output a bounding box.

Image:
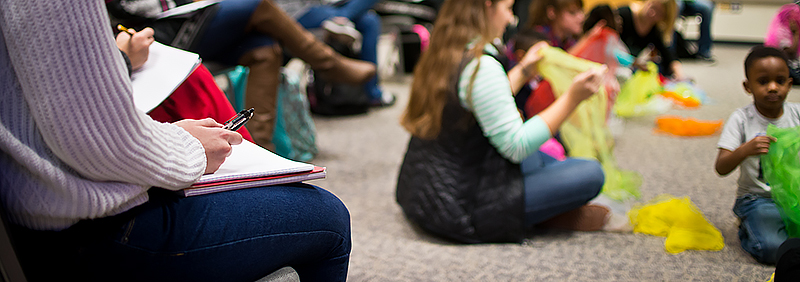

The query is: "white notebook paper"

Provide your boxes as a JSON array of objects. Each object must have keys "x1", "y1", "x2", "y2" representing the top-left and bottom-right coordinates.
[
  {"x1": 194, "y1": 140, "x2": 316, "y2": 185},
  {"x1": 130, "y1": 41, "x2": 200, "y2": 113}
]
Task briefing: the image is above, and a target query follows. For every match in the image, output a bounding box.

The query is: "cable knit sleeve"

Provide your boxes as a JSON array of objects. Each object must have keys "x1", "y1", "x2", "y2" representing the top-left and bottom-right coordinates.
[{"x1": 1, "y1": 0, "x2": 206, "y2": 189}]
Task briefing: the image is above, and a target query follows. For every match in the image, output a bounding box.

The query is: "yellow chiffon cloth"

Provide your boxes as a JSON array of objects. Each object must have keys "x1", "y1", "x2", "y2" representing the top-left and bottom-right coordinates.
[
  {"x1": 536, "y1": 46, "x2": 641, "y2": 201},
  {"x1": 613, "y1": 62, "x2": 672, "y2": 117},
  {"x1": 629, "y1": 195, "x2": 725, "y2": 254}
]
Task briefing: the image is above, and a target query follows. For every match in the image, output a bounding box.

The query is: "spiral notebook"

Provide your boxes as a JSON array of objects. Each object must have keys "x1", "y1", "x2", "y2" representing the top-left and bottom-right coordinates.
[{"x1": 181, "y1": 140, "x2": 326, "y2": 197}]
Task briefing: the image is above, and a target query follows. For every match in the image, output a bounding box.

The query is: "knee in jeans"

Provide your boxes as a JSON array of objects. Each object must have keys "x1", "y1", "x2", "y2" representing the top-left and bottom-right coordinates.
[
  {"x1": 740, "y1": 225, "x2": 784, "y2": 264},
  {"x1": 321, "y1": 189, "x2": 352, "y2": 253},
  {"x1": 577, "y1": 160, "x2": 605, "y2": 193},
  {"x1": 760, "y1": 235, "x2": 786, "y2": 264},
  {"x1": 318, "y1": 188, "x2": 352, "y2": 238}
]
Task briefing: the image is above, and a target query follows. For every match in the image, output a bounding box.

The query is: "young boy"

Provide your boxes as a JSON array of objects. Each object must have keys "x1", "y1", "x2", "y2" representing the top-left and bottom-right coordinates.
[{"x1": 715, "y1": 46, "x2": 800, "y2": 265}]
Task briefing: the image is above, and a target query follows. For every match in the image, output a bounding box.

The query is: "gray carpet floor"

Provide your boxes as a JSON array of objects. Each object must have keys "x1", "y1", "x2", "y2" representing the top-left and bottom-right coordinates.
[{"x1": 306, "y1": 43, "x2": 792, "y2": 281}]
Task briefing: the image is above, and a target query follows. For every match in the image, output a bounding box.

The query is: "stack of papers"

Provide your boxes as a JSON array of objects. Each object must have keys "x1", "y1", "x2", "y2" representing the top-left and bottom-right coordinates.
[{"x1": 181, "y1": 140, "x2": 326, "y2": 197}]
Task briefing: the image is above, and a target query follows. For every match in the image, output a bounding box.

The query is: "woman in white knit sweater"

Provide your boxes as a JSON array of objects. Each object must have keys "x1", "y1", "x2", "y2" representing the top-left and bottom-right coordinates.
[{"x1": 0, "y1": 1, "x2": 350, "y2": 281}]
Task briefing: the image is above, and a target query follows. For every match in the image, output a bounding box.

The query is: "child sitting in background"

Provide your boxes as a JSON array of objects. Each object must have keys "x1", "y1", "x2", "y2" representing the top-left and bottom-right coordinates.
[
  {"x1": 715, "y1": 46, "x2": 800, "y2": 265},
  {"x1": 508, "y1": 29, "x2": 550, "y2": 117},
  {"x1": 509, "y1": 29, "x2": 568, "y2": 160},
  {"x1": 525, "y1": 0, "x2": 585, "y2": 51}
]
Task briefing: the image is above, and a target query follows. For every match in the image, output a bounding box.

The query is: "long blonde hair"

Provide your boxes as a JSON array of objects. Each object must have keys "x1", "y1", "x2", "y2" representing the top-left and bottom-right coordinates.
[
  {"x1": 633, "y1": 0, "x2": 677, "y2": 43},
  {"x1": 401, "y1": 0, "x2": 498, "y2": 139}
]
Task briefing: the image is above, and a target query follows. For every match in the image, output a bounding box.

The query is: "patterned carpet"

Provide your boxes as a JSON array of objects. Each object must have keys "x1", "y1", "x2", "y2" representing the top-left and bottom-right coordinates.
[{"x1": 307, "y1": 44, "x2": 786, "y2": 281}]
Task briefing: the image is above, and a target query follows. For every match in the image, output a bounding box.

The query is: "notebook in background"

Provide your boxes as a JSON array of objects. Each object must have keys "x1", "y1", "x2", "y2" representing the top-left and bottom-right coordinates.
[{"x1": 130, "y1": 41, "x2": 201, "y2": 113}]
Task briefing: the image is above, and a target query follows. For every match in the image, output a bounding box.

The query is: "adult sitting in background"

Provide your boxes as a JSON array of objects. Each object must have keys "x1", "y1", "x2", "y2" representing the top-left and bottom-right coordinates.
[
  {"x1": 517, "y1": 0, "x2": 584, "y2": 122},
  {"x1": 277, "y1": 0, "x2": 395, "y2": 107},
  {"x1": 617, "y1": 0, "x2": 686, "y2": 80},
  {"x1": 116, "y1": 26, "x2": 255, "y2": 142},
  {"x1": 107, "y1": 0, "x2": 377, "y2": 150},
  {"x1": 1, "y1": 1, "x2": 351, "y2": 281},
  {"x1": 673, "y1": 0, "x2": 715, "y2": 61},
  {"x1": 396, "y1": 0, "x2": 612, "y2": 244},
  {"x1": 522, "y1": 0, "x2": 608, "y2": 120}
]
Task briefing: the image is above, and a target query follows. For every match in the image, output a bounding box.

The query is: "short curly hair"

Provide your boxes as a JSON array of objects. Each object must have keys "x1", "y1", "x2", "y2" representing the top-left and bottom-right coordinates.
[{"x1": 744, "y1": 45, "x2": 790, "y2": 79}]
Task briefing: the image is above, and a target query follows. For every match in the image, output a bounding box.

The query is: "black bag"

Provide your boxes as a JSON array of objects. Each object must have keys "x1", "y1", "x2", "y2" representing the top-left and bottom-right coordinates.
[
  {"x1": 307, "y1": 41, "x2": 370, "y2": 116},
  {"x1": 373, "y1": 0, "x2": 438, "y2": 73},
  {"x1": 399, "y1": 25, "x2": 432, "y2": 73}
]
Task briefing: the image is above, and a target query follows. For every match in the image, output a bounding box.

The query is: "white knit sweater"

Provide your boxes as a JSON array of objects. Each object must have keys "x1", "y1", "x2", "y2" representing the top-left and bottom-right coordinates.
[{"x1": 0, "y1": 0, "x2": 207, "y2": 230}]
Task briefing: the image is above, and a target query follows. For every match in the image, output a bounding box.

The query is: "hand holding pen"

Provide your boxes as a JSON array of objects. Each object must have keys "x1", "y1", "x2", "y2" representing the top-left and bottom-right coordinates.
[
  {"x1": 175, "y1": 118, "x2": 244, "y2": 174},
  {"x1": 115, "y1": 24, "x2": 155, "y2": 71}
]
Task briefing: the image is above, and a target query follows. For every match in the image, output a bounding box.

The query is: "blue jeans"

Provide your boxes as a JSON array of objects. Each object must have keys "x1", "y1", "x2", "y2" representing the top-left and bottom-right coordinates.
[
  {"x1": 733, "y1": 194, "x2": 788, "y2": 265},
  {"x1": 297, "y1": 0, "x2": 383, "y2": 101},
  {"x1": 521, "y1": 151, "x2": 605, "y2": 226},
  {"x1": 10, "y1": 184, "x2": 351, "y2": 282},
  {"x1": 673, "y1": 0, "x2": 715, "y2": 58},
  {"x1": 193, "y1": 0, "x2": 277, "y2": 66}
]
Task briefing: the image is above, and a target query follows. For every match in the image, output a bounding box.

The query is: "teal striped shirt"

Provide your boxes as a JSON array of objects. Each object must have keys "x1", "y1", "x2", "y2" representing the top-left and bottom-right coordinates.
[{"x1": 457, "y1": 44, "x2": 551, "y2": 163}]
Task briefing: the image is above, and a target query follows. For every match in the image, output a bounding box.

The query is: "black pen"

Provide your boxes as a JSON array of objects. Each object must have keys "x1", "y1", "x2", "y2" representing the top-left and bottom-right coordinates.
[{"x1": 223, "y1": 108, "x2": 254, "y2": 131}]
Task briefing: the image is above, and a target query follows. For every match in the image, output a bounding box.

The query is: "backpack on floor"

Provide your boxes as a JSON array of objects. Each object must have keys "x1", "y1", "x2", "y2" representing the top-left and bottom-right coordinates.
[
  {"x1": 307, "y1": 40, "x2": 370, "y2": 116},
  {"x1": 373, "y1": 0, "x2": 437, "y2": 73},
  {"x1": 274, "y1": 68, "x2": 318, "y2": 162}
]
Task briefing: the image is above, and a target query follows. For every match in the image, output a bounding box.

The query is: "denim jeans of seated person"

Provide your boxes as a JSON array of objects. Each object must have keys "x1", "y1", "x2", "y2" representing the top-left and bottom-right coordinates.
[
  {"x1": 521, "y1": 151, "x2": 605, "y2": 226},
  {"x1": 10, "y1": 184, "x2": 351, "y2": 282},
  {"x1": 734, "y1": 194, "x2": 788, "y2": 265}
]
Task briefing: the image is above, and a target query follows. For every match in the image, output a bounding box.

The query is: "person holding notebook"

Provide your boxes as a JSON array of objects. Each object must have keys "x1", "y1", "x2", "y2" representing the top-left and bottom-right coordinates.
[
  {"x1": 0, "y1": 1, "x2": 351, "y2": 281},
  {"x1": 116, "y1": 26, "x2": 256, "y2": 142}
]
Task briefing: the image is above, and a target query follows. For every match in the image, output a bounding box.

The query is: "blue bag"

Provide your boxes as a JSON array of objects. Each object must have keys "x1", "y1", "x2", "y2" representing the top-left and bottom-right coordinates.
[{"x1": 274, "y1": 68, "x2": 318, "y2": 162}]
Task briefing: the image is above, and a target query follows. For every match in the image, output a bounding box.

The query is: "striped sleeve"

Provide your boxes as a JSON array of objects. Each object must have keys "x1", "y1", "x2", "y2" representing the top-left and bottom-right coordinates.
[{"x1": 458, "y1": 55, "x2": 551, "y2": 163}]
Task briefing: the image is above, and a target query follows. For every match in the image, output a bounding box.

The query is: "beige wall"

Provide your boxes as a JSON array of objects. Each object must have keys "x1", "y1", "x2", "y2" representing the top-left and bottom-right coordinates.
[
  {"x1": 711, "y1": 1, "x2": 782, "y2": 43},
  {"x1": 582, "y1": 0, "x2": 786, "y2": 43}
]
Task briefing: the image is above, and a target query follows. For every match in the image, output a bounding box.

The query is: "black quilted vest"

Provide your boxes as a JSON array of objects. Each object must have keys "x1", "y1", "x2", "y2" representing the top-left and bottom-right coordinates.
[{"x1": 396, "y1": 50, "x2": 525, "y2": 243}]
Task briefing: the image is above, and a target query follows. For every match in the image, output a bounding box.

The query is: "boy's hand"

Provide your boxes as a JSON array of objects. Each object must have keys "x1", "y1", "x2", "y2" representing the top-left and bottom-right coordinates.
[
  {"x1": 174, "y1": 118, "x2": 243, "y2": 174},
  {"x1": 740, "y1": 135, "x2": 777, "y2": 156}
]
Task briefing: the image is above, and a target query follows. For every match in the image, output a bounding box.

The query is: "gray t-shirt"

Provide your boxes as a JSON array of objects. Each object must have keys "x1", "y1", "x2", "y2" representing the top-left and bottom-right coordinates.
[{"x1": 717, "y1": 103, "x2": 800, "y2": 198}]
